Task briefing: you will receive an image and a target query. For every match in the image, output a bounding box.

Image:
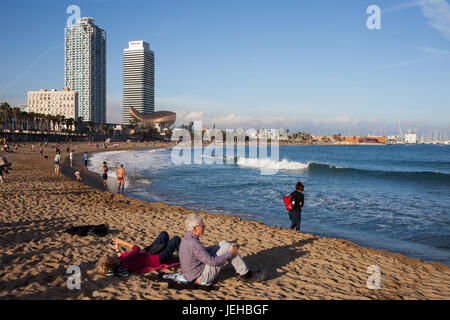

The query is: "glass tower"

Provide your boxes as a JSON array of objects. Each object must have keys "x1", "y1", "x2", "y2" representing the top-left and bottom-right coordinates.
[
  {"x1": 65, "y1": 17, "x2": 106, "y2": 124},
  {"x1": 123, "y1": 40, "x2": 155, "y2": 124}
]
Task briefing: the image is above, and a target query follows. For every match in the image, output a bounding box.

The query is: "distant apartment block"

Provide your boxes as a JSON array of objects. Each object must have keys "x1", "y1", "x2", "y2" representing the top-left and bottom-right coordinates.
[
  {"x1": 65, "y1": 17, "x2": 106, "y2": 123},
  {"x1": 405, "y1": 133, "x2": 417, "y2": 144},
  {"x1": 123, "y1": 40, "x2": 155, "y2": 124},
  {"x1": 27, "y1": 88, "x2": 78, "y2": 119}
]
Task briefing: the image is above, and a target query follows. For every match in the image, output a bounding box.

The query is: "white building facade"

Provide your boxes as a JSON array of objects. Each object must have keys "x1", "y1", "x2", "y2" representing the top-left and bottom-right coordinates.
[
  {"x1": 123, "y1": 40, "x2": 155, "y2": 124},
  {"x1": 27, "y1": 88, "x2": 78, "y2": 119},
  {"x1": 405, "y1": 133, "x2": 417, "y2": 144},
  {"x1": 65, "y1": 17, "x2": 106, "y2": 124}
]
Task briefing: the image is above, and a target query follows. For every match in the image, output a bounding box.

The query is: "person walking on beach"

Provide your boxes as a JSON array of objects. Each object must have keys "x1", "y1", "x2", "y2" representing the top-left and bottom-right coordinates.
[
  {"x1": 83, "y1": 152, "x2": 88, "y2": 168},
  {"x1": 69, "y1": 150, "x2": 74, "y2": 167},
  {"x1": 96, "y1": 231, "x2": 181, "y2": 276},
  {"x1": 54, "y1": 151, "x2": 62, "y2": 174},
  {"x1": 102, "y1": 161, "x2": 109, "y2": 187},
  {"x1": 288, "y1": 182, "x2": 304, "y2": 232},
  {"x1": 39, "y1": 143, "x2": 43, "y2": 160},
  {"x1": 179, "y1": 214, "x2": 265, "y2": 285},
  {"x1": 116, "y1": 164, "x2": 125, "y2": 193}
]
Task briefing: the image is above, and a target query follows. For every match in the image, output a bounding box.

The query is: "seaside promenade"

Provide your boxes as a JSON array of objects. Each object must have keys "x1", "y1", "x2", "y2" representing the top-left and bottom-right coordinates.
[{"x1": 0, "y1": 142, "x2": 449, "y2": 299}]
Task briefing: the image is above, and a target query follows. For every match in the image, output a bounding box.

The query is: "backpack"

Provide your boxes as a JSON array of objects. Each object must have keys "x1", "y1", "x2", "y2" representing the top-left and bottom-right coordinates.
[{"x1": 283, "y1": 192, "x2": 296, "y2": 211}]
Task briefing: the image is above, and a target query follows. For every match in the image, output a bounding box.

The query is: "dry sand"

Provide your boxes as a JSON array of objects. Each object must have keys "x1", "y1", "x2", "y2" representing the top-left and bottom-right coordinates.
[{"x1": 0, "y1": 141, "x2": 449, "y2": 300}]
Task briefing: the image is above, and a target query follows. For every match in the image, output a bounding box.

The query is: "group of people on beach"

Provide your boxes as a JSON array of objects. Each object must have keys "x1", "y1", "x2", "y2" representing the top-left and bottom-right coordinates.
[
  {"x1": 94, "y1": 176, "x2": 304, "y2": 285},
  {"x1": 71, "y1": 152, "x2": 126, "y2": 193},
  {"x1": 96, "y1": 214, "x2": 266, "y2": 285}
]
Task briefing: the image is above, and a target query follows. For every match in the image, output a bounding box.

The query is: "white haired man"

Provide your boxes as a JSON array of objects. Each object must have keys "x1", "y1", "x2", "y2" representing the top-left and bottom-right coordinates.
[{"x1": 179, "y1": 214, "x2": 265, "y2": 285}]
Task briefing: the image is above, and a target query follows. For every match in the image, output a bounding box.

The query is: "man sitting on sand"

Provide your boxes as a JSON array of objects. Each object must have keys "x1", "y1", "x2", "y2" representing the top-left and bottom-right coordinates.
[
  {"x1": 96, "y1": 231, "x2": 181, "y2": 276},
  {"x1": 0, "y1": 154, "x2": 11, "y2": 184},
  {"x1": 179, "y1": 214, "x2": 265, "y2": 285}
]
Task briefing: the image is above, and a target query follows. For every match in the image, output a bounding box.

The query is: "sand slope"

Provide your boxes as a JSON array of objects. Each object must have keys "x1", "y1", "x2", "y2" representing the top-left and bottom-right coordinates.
[{"x1": 0, "y1": 142, "x2": 449, "y2": 300}]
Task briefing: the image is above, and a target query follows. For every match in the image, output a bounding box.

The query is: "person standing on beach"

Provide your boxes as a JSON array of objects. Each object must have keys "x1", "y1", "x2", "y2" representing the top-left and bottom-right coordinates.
[
  {"x1": 116, "y1": 164, "x2": 126, "y2": 193},
  {"x1": 69, "y1": 150, "x2": 74, "y2": 167},
  {"x1": 54, "y1": 151, "x2": 61, "y2": 174},
  {"x1": 289, "y1": 182, "x2": 304, "y2": 232},
  {"x1": 102, "y1": 161, "x2": 109, "y2": 187},
  {"x1": 83, "y1": 152, "x2": 88, "y2": 168},
  {"x1": 39, "y1": 143, "x2": 44, "y2": 160},
  {"x1": 179, "y1": 214, "x2": 265, "y2": 285}
]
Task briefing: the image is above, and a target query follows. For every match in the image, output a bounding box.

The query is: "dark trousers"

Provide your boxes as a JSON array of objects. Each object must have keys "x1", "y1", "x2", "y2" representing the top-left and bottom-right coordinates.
[
  {"x1": 0, "y1": 164, "x2": 9, "y2": 174},
  {"x1": 289, "y1": 209, "x2": 302, "y2": 231},
  {"x1": 145, "y1": 231, "x2": 181, "y2": 265}
]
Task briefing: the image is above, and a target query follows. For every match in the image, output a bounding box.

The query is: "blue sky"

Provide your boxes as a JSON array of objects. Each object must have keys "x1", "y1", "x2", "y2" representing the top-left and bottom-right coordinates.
[{"x1": 0, "y1": 0, "x2": 449, "y2": 136}]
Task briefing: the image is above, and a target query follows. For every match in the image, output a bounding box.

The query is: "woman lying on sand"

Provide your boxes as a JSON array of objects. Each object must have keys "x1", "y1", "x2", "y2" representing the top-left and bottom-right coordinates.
[{"x1": 96, "y1": 231, "x2": 181, "y2": 276}]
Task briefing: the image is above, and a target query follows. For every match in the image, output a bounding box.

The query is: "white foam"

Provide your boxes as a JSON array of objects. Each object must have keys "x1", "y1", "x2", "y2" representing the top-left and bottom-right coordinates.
[{"x1": 236, "y1": 157, "x2": 309, "y2": 171}]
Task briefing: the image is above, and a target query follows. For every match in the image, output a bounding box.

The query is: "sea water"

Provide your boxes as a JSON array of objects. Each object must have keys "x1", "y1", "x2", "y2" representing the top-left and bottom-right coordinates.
[{"x1": 89, "y1": 144, "x2": 450, "y2": 265}]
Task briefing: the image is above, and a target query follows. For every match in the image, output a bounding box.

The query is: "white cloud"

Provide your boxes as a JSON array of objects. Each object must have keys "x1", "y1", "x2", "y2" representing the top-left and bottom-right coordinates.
[
  {"x1": 383, "y1": 0, "x2": 423, "y2": 13},
  {"x1": 419, "y1": 0, "x2": 450, "y2": 40},
  {"x1": 384, "y1": 0, "x2": 450, "y2": 40},
  {"x1": 172, "y1": 108, "x2": 388, "y2": 135},
  {"x1": 413, "y1": 45, "x2": 450, "y2": 54}
]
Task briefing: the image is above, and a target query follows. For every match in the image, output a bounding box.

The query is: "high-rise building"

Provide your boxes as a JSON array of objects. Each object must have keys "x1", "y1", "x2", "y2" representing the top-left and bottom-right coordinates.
[
  {"x1": 123, "y1": 40, "x2": 155, "y2": 124},
  {"x1": 27, "y1": 88, "x2": 78, "y2": 120},
  {"x1": 65, "y1": 17, "x2": 106, "y2": 124}
]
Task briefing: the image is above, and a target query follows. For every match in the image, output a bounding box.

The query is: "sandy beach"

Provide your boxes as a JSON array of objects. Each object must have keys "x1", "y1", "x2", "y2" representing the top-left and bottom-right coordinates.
[{"x1": 0, "y1": 141, "x2": 449, "y2": 300}]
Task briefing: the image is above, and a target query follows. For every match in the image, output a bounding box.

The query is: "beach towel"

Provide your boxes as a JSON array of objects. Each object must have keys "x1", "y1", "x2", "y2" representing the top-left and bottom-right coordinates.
[
  {"x1": 64, "y1": 224, "x2": 109, "y2": 237},
  {"x1": 147, "y1": 272, "x2": 217, "y2": 291}
]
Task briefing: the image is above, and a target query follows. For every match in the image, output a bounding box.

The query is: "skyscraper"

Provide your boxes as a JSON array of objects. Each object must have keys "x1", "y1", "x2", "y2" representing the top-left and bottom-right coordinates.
[
  {"x1": 65, "y1": 17, "x2": 106, "y2": 124},
  {"x1": 123, "y1": 40, "x2": 155, "y2": 124}
]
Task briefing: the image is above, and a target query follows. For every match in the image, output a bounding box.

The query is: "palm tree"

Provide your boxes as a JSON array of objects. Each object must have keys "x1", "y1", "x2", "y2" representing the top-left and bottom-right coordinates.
[
  {"x1": 66, "y1": 118, "x2": 74, "y2": 133},
  {"x1": 87, "y1": 120, "x2": 94, "y2": 136},
  {"x1": 76, "y1": 116, "x2": 84, "y2": 133},
  {"x1": 0, "y1": 102, "x2": 11, "y2": 131}
]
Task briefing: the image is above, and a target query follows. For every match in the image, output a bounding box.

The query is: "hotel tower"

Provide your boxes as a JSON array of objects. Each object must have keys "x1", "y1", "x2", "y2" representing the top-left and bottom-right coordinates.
[
  {"x1": 64, "y1": 17, "x2": 106, "y2": 124},
  {"x1": 123, "y1": 40, "x2": 155, "y2": 124}
]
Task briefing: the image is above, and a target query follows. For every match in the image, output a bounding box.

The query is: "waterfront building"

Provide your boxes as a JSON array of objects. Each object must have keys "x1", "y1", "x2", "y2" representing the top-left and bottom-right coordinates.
[
  {"x1": 65, "y1": 17, "x2": 106, "y2": 123},
  {"x1": 123, "y1": 40, "x2": 155, "y2": 124},
  {"x1": 27, "y1": 88, "x2": 78, "y2": 120},
  {"x1": 405, "y1": 133, "x2": 417, "y2": 144}
]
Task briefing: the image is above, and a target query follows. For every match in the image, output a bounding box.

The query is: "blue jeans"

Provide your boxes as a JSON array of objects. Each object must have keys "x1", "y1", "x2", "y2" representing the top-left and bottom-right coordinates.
[
  {"x1": 145, "y1": 231, "x2": 181, "y2": 265},
  {"x1": 289, "y1": 209, "x2": 302, "y2": 231}
]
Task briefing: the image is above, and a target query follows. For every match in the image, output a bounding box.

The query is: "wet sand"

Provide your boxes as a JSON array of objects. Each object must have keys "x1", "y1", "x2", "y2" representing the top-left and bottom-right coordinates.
[{"x1": 0, "y1": 141, "x2": 449, "y2": 300}]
